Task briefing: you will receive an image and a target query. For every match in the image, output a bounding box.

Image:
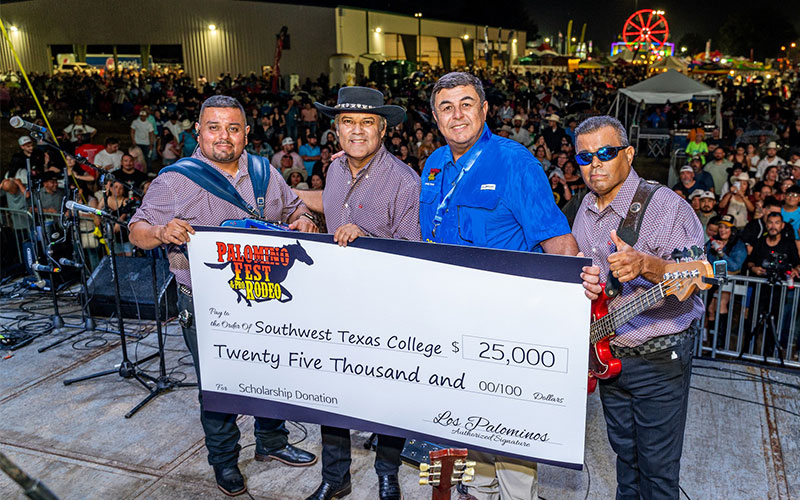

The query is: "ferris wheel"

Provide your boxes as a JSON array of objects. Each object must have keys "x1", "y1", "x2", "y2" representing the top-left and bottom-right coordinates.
[{"x1": 622, "y1": 9, "x2": 669, "y2": 53}]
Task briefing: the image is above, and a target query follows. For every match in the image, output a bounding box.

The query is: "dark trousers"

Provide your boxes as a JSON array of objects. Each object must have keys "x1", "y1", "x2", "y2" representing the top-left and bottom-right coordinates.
[
  {"x1": 599, "y1": 333, "x2": 694, "y2": 500},
  {"x1": 320, "y1": 426, "x2": 404, "y2": 486},
  {"x1": 178, "y1": 291, "x2": 289, "y2": 468}
]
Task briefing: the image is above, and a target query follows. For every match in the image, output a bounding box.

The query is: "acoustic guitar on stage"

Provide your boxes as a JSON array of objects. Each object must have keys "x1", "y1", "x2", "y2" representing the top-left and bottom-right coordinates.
[
  {"x1": 418, "y1": 448, "x2": 475, "y2": 500},
  {"x1": 588, "y1": 251, "x2": 714, "y2": 393}
]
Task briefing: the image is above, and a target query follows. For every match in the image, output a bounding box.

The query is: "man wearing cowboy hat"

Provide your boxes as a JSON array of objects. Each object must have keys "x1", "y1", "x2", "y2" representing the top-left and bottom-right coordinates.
[
  {"x1": 271, "y1": 136, "x2": 304, "y2": 170},
  {"x1": 294, "y1": 86, "x2": 420, "y2": 500},
  {"x1": 178, "y1": 118, "x2": 198, "y2": 158},
  {"x1": 509, "y1": 114, "x2": 530, "y2": 146},
  {"x1": 755, "y1": 141, "x2": 785, "y2": 180},
  {"x1": 541, "y1": 112, "x2": 569, "y2": 153}
]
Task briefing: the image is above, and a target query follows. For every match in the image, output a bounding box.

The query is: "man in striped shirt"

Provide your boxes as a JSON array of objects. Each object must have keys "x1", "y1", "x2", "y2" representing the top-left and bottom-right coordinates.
[
  {"x1": 130, "y1": 95, "x2": 318, "y2": 497},
  {"x1": 573, "y1": 116, "x2": 704, "y2": 500},
  {"x1": 295, "y1": 86, "x2": 420, "y2": 500}
]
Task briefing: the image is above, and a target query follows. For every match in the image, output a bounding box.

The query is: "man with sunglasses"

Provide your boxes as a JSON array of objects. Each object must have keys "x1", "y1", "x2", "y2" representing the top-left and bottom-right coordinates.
[{"x1": 573, "y1": 116, "x2": 704, "y2": 500}]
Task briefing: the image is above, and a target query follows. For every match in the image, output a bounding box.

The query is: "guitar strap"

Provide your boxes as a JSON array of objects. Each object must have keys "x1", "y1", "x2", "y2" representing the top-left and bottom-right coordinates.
[
  {"x1": 605, "y1": 178, "x2": 662, "y2": 298},
  {"x1": 616, "y1": 178, "x2": 662, "y2": 247},
  {"x1": 159, "y1": 155, "x2": 271, "y2": 220}
]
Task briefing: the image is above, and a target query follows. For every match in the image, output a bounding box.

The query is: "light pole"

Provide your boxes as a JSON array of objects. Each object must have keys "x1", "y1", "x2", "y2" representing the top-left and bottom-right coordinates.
[{"x1": 414, "y1": 12, "x2": 422, "y2": 70}]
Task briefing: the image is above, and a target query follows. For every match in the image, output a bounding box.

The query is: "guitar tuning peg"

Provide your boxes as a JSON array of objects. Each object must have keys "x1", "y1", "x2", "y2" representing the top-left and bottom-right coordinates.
[
  {"x1": 419, "y1": 463, "x2": 430, "y2": 472},
  {"x1": 465, "y1": 461, "x2": 477, "y2": 467},
  {"x1": 462, "y1": 474, "x2": 474, "y2": 483},
  {"x1": 419, "y1": 478, "x2": 429, "y2": 486},
  {"x1": 464, "y1": 467, "x2": 475, "y2": 476},
  {"x1": 419, "y1": 471, "x2": 429, "y2": 478}
]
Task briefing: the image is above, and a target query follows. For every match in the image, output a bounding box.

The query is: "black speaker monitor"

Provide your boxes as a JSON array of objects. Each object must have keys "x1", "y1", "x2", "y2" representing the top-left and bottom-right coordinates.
[{"x1": 88, "y1": 256, "x2": 176, "y2": 320}]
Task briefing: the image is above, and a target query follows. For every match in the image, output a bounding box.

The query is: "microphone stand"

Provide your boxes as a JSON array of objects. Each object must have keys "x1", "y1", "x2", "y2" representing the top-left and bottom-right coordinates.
[
  {"x1": 125, "y1": 253, "x2": 196, "y2": 418},
  {"x1": 38, "y1": 187, "x2": 97, "y2": 353},
  {"x1": 24, "y1": 155, "x2": 65, "y2": 329},
  {"x1": 63, "y1": 213, "x2": 161, "y2": 408}
]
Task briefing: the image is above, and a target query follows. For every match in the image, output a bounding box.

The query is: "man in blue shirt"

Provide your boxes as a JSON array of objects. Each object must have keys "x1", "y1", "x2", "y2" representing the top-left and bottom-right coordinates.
[
  {"x1": 420, "y1": 71, "x2": 579, "y2": 500},
  {"x1": 298, "y1": 132, "x2": 321, "y2": 177}
]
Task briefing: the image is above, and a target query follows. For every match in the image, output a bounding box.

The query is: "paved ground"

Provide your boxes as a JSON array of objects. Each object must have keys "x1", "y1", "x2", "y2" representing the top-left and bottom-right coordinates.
[{"x1": 0, "y1": 285, "x2": 797, "y2": 500}]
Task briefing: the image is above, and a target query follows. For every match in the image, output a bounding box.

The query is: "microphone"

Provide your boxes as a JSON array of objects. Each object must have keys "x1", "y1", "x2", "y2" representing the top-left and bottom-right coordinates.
[
  {"x1": 65, "y1": 200, "x2": 112, "y2": 218},
  {"x1": 9, "y1": 116, "x2": 49, "y2": 136},
  {"x1": 59, "y1": 257, "x2": 82, "y2": 268},
  {"x1": 31, "y1": 262, "x2": 56, "y2": 273}
]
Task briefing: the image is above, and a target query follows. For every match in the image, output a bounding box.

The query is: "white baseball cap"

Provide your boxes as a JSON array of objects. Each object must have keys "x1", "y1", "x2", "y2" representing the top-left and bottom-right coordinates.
[{"x1": 18, "y1": 136, "x2": 32, "y2": 146}]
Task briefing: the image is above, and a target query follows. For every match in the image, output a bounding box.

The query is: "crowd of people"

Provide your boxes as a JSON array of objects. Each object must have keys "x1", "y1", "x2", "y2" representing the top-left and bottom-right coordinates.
[
  {"x1": 2, "y1": 60, "x2": 800, "y2": 500},
  {"x1": 2, "y1": 65, "x2": 800, "y2": 331}
]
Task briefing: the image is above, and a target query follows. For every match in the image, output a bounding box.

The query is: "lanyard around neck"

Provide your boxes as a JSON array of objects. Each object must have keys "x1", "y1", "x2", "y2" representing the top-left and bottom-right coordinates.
[{"x1": 431, "y1": 142, "x2": 487, "y2": 238}]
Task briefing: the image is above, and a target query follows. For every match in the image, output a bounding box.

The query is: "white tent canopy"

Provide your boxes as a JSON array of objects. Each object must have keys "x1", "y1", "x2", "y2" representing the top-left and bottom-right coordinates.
[
  {"x1": 611, "y1": 69, "x2": 723, "y2": 134},
  {"x1": 619, "y1": 69, "x2": 719, "y2": 103}
]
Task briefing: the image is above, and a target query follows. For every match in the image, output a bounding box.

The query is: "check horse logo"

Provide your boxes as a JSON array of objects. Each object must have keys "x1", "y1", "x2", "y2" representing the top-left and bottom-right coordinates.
[{"x1": 204, "y1": 240, "x2": 314, "y2": 307}]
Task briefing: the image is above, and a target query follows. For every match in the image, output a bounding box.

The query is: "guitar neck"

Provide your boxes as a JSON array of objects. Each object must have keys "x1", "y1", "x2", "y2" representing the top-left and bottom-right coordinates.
[{"x1": 590, "y1": 282, "x2": 666, "y2": 343}]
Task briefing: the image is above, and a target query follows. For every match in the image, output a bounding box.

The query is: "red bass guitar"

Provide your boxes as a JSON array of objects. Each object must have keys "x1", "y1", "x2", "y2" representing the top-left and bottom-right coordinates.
[{"x1": 588, "y1": 260, "x2": 713, "y2": 393}]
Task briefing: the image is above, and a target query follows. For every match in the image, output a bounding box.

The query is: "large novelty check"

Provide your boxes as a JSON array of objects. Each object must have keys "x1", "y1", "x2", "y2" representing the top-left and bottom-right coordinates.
[{"x1": 187, "y1": 227, "x2": 591, "y2": 468}]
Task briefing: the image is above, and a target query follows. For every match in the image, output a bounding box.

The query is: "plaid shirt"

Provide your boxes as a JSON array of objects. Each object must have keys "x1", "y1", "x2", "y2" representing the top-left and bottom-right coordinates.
[
  {"x1": 130, "y1": 149, "x2": 302, "y2": 288},
  {"x1": 572, "y1": 169, "x2": 705, "y2": 347},
  {"x1": 323, "y1": 145, "x2": 421, "y2": 241}
]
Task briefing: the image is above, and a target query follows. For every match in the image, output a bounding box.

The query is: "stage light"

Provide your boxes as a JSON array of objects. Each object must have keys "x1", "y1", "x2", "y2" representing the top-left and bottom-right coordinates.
[
  {"x1": 681, "y1": 46, "x2": 687, "y2": 53},
  {"x1": 781, "y1": 46, "x2": 786, "y2": 51},
  {"x1": 571, "y1": 37, "x2": 576, "y2": 42},
  {"x1": 512, "y1": 38, "x2": 517, "y2": 44},
  {"x1": 414, "y1": 12, "x2": 422, "y2": 18},
  {"x1": 463, "y1": 34, "x2": 469, "y2": 40},
  {"x1": 9, "y1": 25, "x2": 18, "y2": 33},
  {"x1": 792, "y1": 42, "x2": 797, "y2": 48},
  {"x1": 545, "y1": 37, "x2": 551, "y2": 43},
  {"x1": 375, "y1": 27, "x2": 382, "y2": 33},
  {"x1": 208, "y1": 24, "x2": 217, "y2": 31}
]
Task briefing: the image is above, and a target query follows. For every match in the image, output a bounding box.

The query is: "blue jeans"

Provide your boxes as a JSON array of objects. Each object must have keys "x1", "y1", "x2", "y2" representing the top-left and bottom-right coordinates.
[
  {"x1": 178, "y1": 291, "x2": 289, "y2": 468},
  {"x1": 599, "y1": 331, "x2": 694, "y2": 500},
  {"x1": 320, "y1": 426, "x2": 404, "y2": 486}
]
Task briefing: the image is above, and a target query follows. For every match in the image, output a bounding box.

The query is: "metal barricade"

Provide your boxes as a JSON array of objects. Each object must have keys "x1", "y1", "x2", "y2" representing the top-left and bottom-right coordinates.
[{"x1": 699, "y1": 274, "x2": 799, "y2": 368}]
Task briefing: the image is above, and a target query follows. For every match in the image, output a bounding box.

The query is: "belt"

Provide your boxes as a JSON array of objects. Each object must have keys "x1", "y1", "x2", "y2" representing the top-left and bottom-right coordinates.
[
  {"x1": 611, "y1": 328, "x2": 696, "y2": 358},
  {"x1": 178, "y1": 284, "x2": 192, "y2": 297}
]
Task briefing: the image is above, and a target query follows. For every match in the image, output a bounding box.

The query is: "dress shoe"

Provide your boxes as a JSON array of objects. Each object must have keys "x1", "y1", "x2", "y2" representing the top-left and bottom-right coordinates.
[
  {"x1": 213, "y1": 464, "x2": 246, "y2": 497},
  {"x1": 305, "y1": 480, "x2": 352, "y2": 500},
  {"x1": 254, "y1": 444, "x2": 318, "y2": 466},
  {"x1": 378, "y1": 474, "x2": 402, "y2": 500}
]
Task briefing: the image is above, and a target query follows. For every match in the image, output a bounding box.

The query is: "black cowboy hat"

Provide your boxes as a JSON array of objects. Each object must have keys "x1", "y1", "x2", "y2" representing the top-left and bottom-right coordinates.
[{"x1": 314, "y1": 87, "x2": 405, "y2": 127}]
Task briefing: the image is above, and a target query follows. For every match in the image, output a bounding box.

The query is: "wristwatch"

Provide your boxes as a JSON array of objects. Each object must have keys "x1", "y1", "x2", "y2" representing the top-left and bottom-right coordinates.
[{"x1": 300, "y1": 211, "x2": 319, "y2": 226}]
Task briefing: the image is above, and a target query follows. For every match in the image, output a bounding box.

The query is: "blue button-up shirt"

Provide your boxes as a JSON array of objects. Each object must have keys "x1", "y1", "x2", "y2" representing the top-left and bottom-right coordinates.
[{"x1": 420, "y1": 124, "x2": 570, "y2": 251}]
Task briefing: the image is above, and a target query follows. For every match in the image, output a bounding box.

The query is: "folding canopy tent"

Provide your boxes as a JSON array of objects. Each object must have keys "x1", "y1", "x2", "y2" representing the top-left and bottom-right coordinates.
[{"x1": 610, "y1": 69, "x2": 723, "y2": 133}]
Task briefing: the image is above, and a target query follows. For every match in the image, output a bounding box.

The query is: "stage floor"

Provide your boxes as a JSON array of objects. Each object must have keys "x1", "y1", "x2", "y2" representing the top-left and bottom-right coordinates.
[{"x1": 0, "y1": 286, "x2": 797, "y2": 500}]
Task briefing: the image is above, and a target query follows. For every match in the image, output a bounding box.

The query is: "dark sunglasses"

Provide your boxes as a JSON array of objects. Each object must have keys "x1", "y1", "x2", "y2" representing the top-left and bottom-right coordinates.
[{"x1": 575, "y1": 145, "x2": 628, "y2": 166}]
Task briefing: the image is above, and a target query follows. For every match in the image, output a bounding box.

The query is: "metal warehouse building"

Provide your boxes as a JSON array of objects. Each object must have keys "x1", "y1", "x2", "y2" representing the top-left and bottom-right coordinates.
[{"x1": 0, "y1": 0, "x2": 525, "y2": 83}]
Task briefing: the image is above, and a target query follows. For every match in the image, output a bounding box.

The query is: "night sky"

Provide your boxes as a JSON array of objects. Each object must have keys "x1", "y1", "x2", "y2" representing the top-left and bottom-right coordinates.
[{"x1": 280, "y1": 0, "x2": 799, "y2": 53}]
